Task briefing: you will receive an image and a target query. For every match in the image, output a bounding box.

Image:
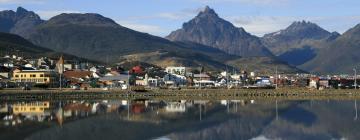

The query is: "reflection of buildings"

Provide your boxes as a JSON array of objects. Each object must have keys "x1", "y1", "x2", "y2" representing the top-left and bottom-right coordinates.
[
  {"x1": 0, "y1": 104, "x2": 8, "y2": 113},
  {"x1": 10, "y1": 101, "x2": 51, "y2": 123},
  {"x1": 12, "y1": 101, "x2": 50, "y2": 115},
  {"x1": 165, "y1": 102, "x2": 186, "y2": 113},
  {"x1": 132, "y1": 103, "x2": 146, "y2": 114},
  {"x1": 63, "y1": 103, "x2": 91, "y2": 117}
]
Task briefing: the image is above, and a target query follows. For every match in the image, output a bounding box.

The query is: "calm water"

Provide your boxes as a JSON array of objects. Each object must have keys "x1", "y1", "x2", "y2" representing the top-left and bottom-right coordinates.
[{"x1": 0, "y1": 99, "x2": 359, "y2": 140}]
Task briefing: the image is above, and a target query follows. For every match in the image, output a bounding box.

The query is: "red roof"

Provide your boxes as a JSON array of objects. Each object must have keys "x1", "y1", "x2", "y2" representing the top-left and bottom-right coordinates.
[{"x1": 64, "y1": 70, "x2": 92, "y2": 79}]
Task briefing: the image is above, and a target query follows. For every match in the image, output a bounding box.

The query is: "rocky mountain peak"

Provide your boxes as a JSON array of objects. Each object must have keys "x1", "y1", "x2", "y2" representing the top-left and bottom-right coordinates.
[
  {"x1": 16, "y1": 7, "x2": 28, "y2": 15},
  {"x1": 166, "y1": 6, "x2": 272, "y2": 57},
  {"x1": 0, "y1": 7, "x2": 43, "y2": 36},
  {"x1": 198, "y1": 6, "x2": 218, "y2": 17},
  {"x1": 264, "y1": 20, "x2": 331, "y2": 40},
  {"x1": 287, "y1": 20, "x2": 322, "y2": 31}
]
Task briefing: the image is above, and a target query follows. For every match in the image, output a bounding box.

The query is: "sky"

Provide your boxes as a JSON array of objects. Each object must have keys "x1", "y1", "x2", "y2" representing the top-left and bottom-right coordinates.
[{"x1": 1, "y1": 0, "x2": 360, "y2": 37}]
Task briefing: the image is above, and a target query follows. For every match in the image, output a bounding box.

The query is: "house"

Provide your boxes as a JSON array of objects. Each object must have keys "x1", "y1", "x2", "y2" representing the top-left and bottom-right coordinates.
[
  {"x1": 165, "y1": 66, "x2": 186, "y2": 76},
  {"x1": 0, "y1": 66, "x2": 10, "y2": 79},
  {"x1": 193, "y1": 73, "x2": 211, "y2": 81},
  {"x1": 64, "y1": 64, "x2": 73, "y2": 70},
  {"x1": 163, "y1": 73, "x2": 187, "y2": 86},
  {"x1": 24, "y1": 63, "x2": 33, "y2": 68},
  {"x1": 89, "y1": 66, "x2": 98, "y2": 73},
  {"x1": 63, "y1": 70, "x2": 93, "y2": 83},
  {"x1": 309, "y1": 77, "x2": 320, "y2": 89},
  {"x1": 99, "y1": 74, "x2": 129, "y2": 88},
  {"x1": 255, "y1": 76, "x2": 272, "y2": 87},
  {"x1": 11, "y1": 68, "x2": 58, "y2": 87}
]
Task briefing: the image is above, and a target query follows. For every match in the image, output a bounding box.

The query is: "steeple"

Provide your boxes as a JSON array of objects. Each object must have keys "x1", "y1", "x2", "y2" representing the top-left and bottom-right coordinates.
[{"x1": 56, "y1": 55, "x2": 64, "y2": 74}]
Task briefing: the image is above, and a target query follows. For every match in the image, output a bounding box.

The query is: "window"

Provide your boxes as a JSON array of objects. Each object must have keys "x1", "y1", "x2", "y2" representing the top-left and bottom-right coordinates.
[
  {"x1": 15, "y1": 75, "x2": 19, "y2": 78},
  {"x1": 40, "y1": 74, "x2": 44, "y2": 77}
]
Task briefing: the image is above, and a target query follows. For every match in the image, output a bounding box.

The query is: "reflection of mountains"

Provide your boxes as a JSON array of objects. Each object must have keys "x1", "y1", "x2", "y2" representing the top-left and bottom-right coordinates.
[
  {"x1": 167, "y1": 101, "x2": 360, "y2": 140},
  {"x1": 23, "y1": 100, "x2": 360, "y2": 140},
  {"x1": 263, "y1": 101, "x2": 360, "y2": 140},
  {"x1": 24, "y1": 101, "x2": 278, "y2": 140}
]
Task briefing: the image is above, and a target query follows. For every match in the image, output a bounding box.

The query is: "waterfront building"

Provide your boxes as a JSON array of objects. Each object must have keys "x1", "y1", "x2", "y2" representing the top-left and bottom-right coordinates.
[{"x1": 11, "y1": 68, "x2": 58, "y2": 87}]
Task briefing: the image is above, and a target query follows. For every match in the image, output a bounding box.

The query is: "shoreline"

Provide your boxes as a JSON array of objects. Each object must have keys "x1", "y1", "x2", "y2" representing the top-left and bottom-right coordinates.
[{"x1": 1, "y1": 88, "x2": 360, "y2": 101}]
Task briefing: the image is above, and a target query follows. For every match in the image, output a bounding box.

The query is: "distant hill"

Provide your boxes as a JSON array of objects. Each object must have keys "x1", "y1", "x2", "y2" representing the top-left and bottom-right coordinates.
[
  {"x1": 0, "y1": 32, "x2": 90, "y2": 62},
  {"x1": 262, "y1": 21, "x2": 339, "y2": 66},
  {"x1": 166, "y1": 6, "x2": 272, "y2": 57},
  {"x1": 300, "y1": 24, "x2": 360, "y2": 74},
  {"x1": 226, "y1": 57, "x2": 304, "y2": 74}
]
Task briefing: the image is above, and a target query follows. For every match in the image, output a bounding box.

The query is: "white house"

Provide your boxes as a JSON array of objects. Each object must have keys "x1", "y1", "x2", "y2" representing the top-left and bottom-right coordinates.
[
  {"x1": 165, "y1": 66, "x2": 186, "y2": 76},
  {"x1": 163, "y1": 73, "x2": 187, "y2": 86}
]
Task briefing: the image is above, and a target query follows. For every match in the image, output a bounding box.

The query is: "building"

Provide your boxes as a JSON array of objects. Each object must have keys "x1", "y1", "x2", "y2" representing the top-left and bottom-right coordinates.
[
  {"x1": 165, "y1": 67, "x2": 186, "y2": 76},
  {"x1": 0, "y1": 66, "x2": 10, "y2": 79},
  {"x1": 99, "y1": 74, "x2": 129, "y2": 88},
  {"x1": 64, "y1": 64, "x2": 73, "y2": 70},
  {"x1": 193, "y1": 73, "x2": 211, "y2": 81},
  {"x1": 164, "y1": 73, "x2": 187, "y2": 86},
  {"x1": 11, "y1": 68, "x2": 58, "y2": 87},
  {"x1": 63, "y1": 70, "x2": 93, "y2": 83}
]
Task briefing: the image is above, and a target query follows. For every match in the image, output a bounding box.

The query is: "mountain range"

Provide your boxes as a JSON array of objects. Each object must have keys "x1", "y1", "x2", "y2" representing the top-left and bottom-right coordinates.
[{"x1": 1, "y1": 6, "x2": 360, "y2": 74}]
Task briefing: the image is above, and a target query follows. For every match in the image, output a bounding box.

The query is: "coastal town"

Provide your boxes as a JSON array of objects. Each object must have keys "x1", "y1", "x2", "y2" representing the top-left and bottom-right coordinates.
[{"x1": 0, "y1": 54, "x2": 359, "y2": 91}]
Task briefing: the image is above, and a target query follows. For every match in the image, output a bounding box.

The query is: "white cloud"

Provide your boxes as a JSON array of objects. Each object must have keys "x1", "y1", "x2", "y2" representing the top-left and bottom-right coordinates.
[
  {"x1": 116, "y1": 20, "x2": 168, "y2": 36},
  {"x1": 36, "y1": 10, "x2": 82, "y2": 19},
  {"x1": 228, "y1": 16, "x2": 298, "y2": 36},
  {"x1": 227, "y1": 15, "x2": 360, "y2": 37},
  {"x1": 0, "y1": 0, "x2": 45, "y2": 4}
]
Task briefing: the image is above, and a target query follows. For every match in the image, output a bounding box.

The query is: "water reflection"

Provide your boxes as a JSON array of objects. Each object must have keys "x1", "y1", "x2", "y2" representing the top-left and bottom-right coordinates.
[{"x1": 0, "y1": 99, "x2": 359, "y2": 140}]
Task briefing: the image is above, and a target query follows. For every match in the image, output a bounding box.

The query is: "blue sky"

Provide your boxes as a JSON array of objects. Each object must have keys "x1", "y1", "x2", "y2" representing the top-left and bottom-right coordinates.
[{"x1": 1, "y1": 0, "x2": 360, "y2": 37}]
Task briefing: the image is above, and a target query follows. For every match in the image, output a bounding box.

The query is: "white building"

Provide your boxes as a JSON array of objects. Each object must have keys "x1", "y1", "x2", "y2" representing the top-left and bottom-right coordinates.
[
  {"x1": 165, "y1": 67, "x2": 186, "y2": 76},
  {"x1": 164, "y1": 73, "x2": 187, "y2": 86}
]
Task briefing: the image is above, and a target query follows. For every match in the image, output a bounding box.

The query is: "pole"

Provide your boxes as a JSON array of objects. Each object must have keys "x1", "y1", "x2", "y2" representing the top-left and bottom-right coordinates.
[
  {"x1": 275, "y1": 100, "x2": 279, "y2": 120},
  {"x1": 275, "y1": 66, "x2": 278, "y2": 89},
  {"x1": 128, "y1": 71, "x2": 130, "y2": 90},
  {"x1": 199, "y1": 67, "x2": 202, "y2": 89},
  {"x1": 355, "y1": 68, "x2": 357, "y2": 90},
  {"x1": 59, "y1": 73, "x2": 62, "y2": 90}
]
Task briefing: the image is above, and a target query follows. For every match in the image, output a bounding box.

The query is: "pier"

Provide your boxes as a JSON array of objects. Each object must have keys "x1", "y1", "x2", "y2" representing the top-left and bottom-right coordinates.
[{"x1": 1, "y1": 88, "x2": 360, "y2": 101}]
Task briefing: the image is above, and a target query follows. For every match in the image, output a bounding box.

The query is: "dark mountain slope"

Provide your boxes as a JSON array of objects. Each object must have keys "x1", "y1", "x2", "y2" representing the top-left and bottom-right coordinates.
[
  {"x1": 262, "y1": 21, "x2": 339, "y2": 66},
  {"x1": 300, "y1": 24, "x2": 360, "y2": 74}
]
